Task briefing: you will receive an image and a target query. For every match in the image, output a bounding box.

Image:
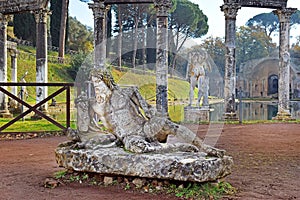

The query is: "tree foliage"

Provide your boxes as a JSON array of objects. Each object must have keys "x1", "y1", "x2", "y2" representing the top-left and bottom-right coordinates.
[
  {"x1": 110, "y1": 0, "x2": 208, "y2": 72},
  {"x1": 67, "y1": 16, "x2": 93, "y2": 52},
  {"x1": 50, "y1": 0, "x2": 62, "y2": 47},
  {"x1": 246, "y1": 10, "x2": 300, "y2": 37},
  {"x1": 170, "y1": 0, "x2": 208, "y2": 41},
  {"x1": 112, "y1": 4, "x2": 155, "y2": 68},
  {"x1": 292, "y1": 36, "x2": 300, "y2": 51},
  {"x1": 169, "y1": 0, "x2": 208, "y2": 74},
  {"x1": 200, "y1": 26, "x2": 276, "y2": 75},
  {"x1": 13, "y1": 13, "x2": 36, "y2": 44},
  {"x1": 246, "y1": 12, "x2": 278, "y2": 37},
  {"x1": 200, "y1": 37, "x2": 226, "y2": 77},
  {"x1": 236, "y1": 26, "x2": 276, "y2": 72}
]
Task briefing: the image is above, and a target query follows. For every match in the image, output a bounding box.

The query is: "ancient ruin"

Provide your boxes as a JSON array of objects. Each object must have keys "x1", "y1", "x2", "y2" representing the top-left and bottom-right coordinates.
[
  {"x1": 0, "y1": 0, "x2": 50, "y2": 117},
  {"x1": 237, "y1": 57, "x2": 300, "y2": 99},
  {"x1": 187, "y1": 50, "x2": 210, "y2": 108},
  {"x1": 55, "y1": 0, "x2": 233, "y2": 183},
  {"x1": 56, "y1": 68, "x2": 233, "y2": 182},
  {"x1": 184, "y1": 49, "x2": 212, "y2": 122},
  {"x1": 89, "y1": 0, "x2": 171, "y2": 117},
  {"x1": 221, "y1": 0, "x2": 296, "y2": 120}
]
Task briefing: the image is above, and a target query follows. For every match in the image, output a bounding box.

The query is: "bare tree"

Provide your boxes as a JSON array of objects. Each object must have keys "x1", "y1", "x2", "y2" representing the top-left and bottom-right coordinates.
[{"x1": 59, "y1": 0, "x2": 69, "y2": 59}]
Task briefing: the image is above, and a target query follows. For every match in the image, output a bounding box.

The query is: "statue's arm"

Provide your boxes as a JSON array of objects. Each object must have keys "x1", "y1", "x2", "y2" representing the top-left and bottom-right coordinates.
[{"x1": 130, "y1": 87, "x2": 155, "y2": 118}]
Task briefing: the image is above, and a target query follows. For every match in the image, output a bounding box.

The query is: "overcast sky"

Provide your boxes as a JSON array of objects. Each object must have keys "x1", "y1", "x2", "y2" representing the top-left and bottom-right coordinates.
[{"x1": 69, "y1": 0, "x2": 300, "y2": 44}]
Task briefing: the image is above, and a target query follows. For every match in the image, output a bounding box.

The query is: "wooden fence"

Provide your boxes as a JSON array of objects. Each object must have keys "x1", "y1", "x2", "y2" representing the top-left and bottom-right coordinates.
[{"x1": 0, "y1": 82, "x2": 74, "y2": 134}]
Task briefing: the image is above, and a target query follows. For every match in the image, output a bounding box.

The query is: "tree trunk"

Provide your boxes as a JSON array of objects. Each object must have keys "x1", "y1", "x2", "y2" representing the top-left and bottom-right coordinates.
[
  {"x1": 142, "y1": 24, "x2": 146, "y2": 73},
  {"x1": 58, "y1": 0, "x2": 69, "y2": 59},
  {"x1": 106, "y1": 7, "x2": 112, "y2": 58},
  {"x1": 132, "y1": 13, "x2": 139, "y2": 69},
  {"x1": 117, "y1": 5, "x2": 122, "y2": 69}
]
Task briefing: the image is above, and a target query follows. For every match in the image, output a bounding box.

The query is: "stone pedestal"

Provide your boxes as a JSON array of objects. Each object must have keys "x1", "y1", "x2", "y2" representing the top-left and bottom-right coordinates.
[
  {"x1": 222, "y1": 112, "x2": 238, "y2": 121},
  {"x1": 272, "y1": 111, "x2": 295, "y2": 121},
  {"x1": 55, "y1": 144, "x2": 233, "y2": 183},
  {"x1": 184, "y1": 106, "x2": 210, "y2": 123},
  {"x1": 0, "y1": 110, "x2": 13, "y2": 118}
]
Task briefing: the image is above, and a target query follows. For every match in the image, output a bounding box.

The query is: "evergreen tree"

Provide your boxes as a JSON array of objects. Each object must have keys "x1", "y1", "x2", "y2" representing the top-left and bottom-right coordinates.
[
  {"x1": 13, "y1": 13, "x2": 36, "y2": 44},
  {"x1": 50, "y1": 0, "x2": 62, "y2": 47}
]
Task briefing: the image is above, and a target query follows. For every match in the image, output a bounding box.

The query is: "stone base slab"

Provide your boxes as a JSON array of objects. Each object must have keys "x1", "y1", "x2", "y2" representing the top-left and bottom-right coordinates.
[
  {"x1": 0, "y1": 110, "x2": 13, "y2": 118},
  {"x1": 272, "y1": 111, "x2": 296, "y2": 121},
  {"x1": 184, "y1": 106, "x2": 210, "y2": 122},
  {"x1": 222, "y1": 112, "x2": 239, "y2": 121},
  {"x1": 55, "y1": 144, "x2": 233, "y2": 183}
]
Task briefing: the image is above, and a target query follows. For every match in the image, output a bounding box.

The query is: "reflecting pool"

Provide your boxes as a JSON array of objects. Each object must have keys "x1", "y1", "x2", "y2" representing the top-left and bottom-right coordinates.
[{"x1": 168, "y1": 101, "x2": 300, "y2": 122}]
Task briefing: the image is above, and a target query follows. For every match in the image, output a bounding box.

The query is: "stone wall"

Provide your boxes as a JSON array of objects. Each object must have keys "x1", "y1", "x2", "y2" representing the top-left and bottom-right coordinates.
[{"x1": 237, "y1": 58, "x2": 300, "y2": 98}]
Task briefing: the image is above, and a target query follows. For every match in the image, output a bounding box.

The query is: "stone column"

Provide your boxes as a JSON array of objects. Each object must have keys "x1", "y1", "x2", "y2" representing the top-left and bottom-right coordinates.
[
  {"x1": 221, "y1": 2, "x2": 241, "y2": 120},
  {"x1": 34, "y1": 9, "x2": 50, "y2": 113},
  {"x1": 0, "y1": 14, "x2": 12, "y2": 117},
  {"x1": 273, "y1": 8, "x2": 297, "y2": 120},
  {"x1": 154, "y1": 0, "x2": 172, "y2": 117},
  {"x1": 10, "y1": 49, "x2": 18, "y2": 97},
  {"x1": 89, "y1": 0, "x2": 107, "y2": 69}
]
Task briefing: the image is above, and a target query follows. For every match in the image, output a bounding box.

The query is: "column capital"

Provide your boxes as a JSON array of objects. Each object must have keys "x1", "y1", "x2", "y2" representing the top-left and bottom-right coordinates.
[
  {"x1": 33, "y1": 8, "x2": 51, "y2": 24},
  {"x1": 221, "y1": 3, "x2": 241, "y2": 20},
  {"x1": 154, "y1": 0, "x2": 172, "y2": 17},
  {"x1": 89, "y1": 0, "x2": 106, "y2": 19},
  {"x1": 273, "y1": 8, "x2": 297, "y2": 22}
]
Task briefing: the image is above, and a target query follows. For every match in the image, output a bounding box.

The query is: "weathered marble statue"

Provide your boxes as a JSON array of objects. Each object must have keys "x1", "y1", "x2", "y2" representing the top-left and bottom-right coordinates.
[
  {"x1": 72, "y1": 69, "x2": 224, "y2": 157},
  {"x1": 188, "y1": 51, "x2": 210, "y2": 107},
  {"x1": 57, "y1": 68, "x2": 233, "y2": 183}
]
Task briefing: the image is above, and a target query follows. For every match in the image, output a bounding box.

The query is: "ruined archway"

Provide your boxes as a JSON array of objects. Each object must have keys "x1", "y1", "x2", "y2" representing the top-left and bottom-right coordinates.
[
  {"x1": 221, "y1": 0, "x2": 296, "y2": 120},
  {"x1": 268, "y1": 74, "x2": 278, "y2": 95}
]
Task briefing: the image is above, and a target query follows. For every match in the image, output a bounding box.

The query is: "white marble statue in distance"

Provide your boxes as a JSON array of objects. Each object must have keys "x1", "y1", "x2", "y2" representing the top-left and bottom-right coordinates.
[{"x1": 188, "y1": 51, "x2": 211, "y2": 107}]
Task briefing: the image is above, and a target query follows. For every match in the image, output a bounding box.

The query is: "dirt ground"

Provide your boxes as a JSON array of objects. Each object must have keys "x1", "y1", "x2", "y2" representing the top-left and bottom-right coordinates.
[{"x1": 0, "y1": 123, "x2": 299, "y2": 200}]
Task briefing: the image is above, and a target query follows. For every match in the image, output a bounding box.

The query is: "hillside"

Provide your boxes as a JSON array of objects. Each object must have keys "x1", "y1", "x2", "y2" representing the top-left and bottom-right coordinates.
[
  {"x1": 6, "y1": 45, "x2": 73, "y2": 103},
  {"x1": 114, "y1": 69, "x2": 191, "y2": 101},
  {"x1": 8, "y1": 46, "x2": 192, "y2": 105}
]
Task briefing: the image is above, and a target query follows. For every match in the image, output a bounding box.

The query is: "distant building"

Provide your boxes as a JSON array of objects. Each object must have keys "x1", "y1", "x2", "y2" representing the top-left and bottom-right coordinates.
[{"x1": 237, "y1": 54, "x2": 300, "y2": 99}]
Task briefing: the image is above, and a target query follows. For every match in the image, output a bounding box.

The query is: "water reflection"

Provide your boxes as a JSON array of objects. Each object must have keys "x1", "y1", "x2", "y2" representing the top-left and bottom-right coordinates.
[
  {"x1": 48, "y1": 101, "x2": 300, "y2": 122},
  {"x1": 210, "y1": 101, "x2": 300, "y2": 121},
  {"x1": 169, "y1": 101, "x2": 300, "y2": 122}
]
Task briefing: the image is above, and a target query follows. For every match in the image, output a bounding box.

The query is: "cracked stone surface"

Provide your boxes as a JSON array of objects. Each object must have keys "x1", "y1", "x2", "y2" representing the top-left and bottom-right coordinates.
[{"x1": 55, "y1": 144, "x2": 233, "y2": 183}]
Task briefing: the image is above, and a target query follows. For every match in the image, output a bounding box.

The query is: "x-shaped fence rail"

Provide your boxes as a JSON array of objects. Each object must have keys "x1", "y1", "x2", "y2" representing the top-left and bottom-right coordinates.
[{"x1": 0, "y1": 82, "x2": 74, "y2": 133}]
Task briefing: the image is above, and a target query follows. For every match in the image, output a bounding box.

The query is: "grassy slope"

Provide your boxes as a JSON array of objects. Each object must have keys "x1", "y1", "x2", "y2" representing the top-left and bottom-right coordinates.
[
  {"x1": 11, "y1": 45, "x2": 191, "y2": 103},
  {"x1": 7, "y1": 45, "x2": 73, "y2": 103},
  {"x1": 113, "y1": 70, "x2": 191, "y2": 101},
  {"x1": 3, "y1": 46, "x2": 192, "y2": 131}
]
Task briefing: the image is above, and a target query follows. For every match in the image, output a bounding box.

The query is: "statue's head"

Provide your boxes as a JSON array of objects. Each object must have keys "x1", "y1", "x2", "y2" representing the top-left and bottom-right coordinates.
[
  {"x1": 89, "y1": 68, "x2": 118, "y2": 104},
  {"x1": 90, "y1": 68, "x2": 118, "y2": 91}
]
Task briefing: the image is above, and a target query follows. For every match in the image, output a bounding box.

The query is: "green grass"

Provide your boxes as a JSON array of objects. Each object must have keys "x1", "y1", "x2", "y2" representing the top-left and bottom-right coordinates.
[
  {"x1": 0, "y1": 118, "x2": 76, "y2": 132},
  {"x1": 166, "y1": 181, "x2": 236, "y2": 199},
  {"x1": 114, "y1": 70, "x2": 192, "y2": 101},
  {"x1": 54, "y1": 170, "x2": 68, "y2": 179},
  {"x1": 7, "y1": 47, "x2": 74, "y2": 103}
]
